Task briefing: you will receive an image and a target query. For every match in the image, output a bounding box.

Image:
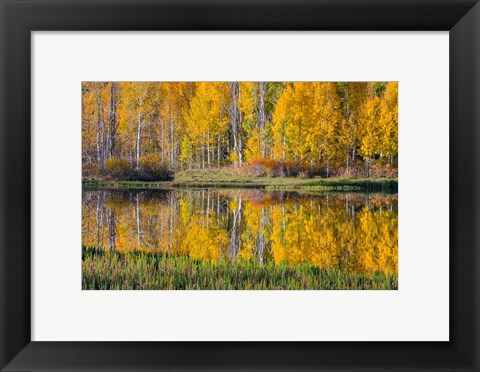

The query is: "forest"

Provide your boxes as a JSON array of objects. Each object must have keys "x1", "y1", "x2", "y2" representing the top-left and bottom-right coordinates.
[{"x1": 82, "y1": 81, "x2": 398, "y2": 182}]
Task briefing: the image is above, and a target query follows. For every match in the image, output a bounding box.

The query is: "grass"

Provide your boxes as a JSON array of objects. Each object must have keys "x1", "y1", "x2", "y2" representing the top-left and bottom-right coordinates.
[
  {"x1": 83, "y1": 169, "x2": 398, "y2": 193},
  {"x1": 82, "y1": 247, "x2": 398, "y2": 290}
]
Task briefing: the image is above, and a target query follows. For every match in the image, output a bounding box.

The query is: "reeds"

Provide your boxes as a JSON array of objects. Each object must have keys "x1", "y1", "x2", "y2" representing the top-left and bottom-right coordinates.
[{"x1": 82, "y1": 247, "x2": 398, "y2": 290}]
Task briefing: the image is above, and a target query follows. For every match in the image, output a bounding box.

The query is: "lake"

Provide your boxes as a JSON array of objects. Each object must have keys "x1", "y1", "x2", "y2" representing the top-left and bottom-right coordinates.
[{"x1": 82, "y1": 188, "x2": 398, "y2": 281}]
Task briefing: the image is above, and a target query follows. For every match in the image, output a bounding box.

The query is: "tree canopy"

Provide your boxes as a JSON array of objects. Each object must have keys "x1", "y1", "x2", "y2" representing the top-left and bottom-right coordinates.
[{"x1": 82, "y1": 81, "x2": 398, "y2": 179}]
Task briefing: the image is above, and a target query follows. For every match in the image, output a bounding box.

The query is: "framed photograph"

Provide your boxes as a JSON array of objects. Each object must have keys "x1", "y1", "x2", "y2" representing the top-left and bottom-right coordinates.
[{"x1": 1, "y1": 0, "x2": 479, "y2": 371}]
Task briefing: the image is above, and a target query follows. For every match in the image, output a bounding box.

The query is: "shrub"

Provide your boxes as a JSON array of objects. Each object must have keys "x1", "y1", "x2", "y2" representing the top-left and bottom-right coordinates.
[
  {"x1": 129, "y1": 154, "x2": 174, "y2": 181},
  {"x1": 299, "y1": 161, "x2": 325, "y2": 178},
  {"x1": 245, "y1": 158, "x2": 283, "y2": 177},
  {"x1": 370, "y1": 162, "x2": 398, "y2": 178},
  {"x1": 283, "y1": 160, "x2": 300, "y2": 177},
  {"x1": 244, "y1": 158, "x2": 312, "y2": 178},
  {"x1": 105, "y1": 158, "x2": 131, "y2": 179},
  {"x1": 82, "y1": 162, "x2": 98, "y2": 178}
]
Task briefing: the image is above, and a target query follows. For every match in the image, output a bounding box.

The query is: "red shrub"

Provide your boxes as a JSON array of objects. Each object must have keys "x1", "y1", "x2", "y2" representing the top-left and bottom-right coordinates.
[
  {"x1": 245, "y1": 158, "x2": 284, "y2": 177},
  {"x1": 371, "y1": 162, "x2": 398, "y2": 178}
]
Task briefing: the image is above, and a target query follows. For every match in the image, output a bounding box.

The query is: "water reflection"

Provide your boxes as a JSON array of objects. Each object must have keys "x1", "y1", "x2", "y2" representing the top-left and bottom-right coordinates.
[{"x1": 82, "y1": 189, "x2": 398, "y2": 276}]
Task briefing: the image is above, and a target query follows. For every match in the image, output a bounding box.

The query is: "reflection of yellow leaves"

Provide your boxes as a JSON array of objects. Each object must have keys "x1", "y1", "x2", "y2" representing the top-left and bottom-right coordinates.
[
  {"x1": 238, "y1": 248, "x2": 254, "y2": 261},
  {"x1": 82, "y1": 191, "x2": 398, "y2": 276},
  {"x1": 181, "y1": 216, "x2": 227, "y2": 262}
]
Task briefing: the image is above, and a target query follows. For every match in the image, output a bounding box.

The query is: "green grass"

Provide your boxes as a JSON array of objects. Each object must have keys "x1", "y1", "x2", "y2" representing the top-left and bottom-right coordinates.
[
  {"x1": 83, "y1": 169, "x2": 397, "y2": 193},
  {"x1": 82, "y1": 247, "x2": 398, "y2": 290}
]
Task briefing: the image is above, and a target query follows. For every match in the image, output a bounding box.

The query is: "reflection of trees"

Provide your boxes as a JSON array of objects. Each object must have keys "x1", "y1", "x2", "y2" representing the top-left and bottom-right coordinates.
[
  {"x1": 255, "y1": 207, "x2": 269, "y2": 263},
  {"x1": 135, "y1": 193, "x2": 141, "y2": 247},
  {"x1": 95, "y1": 191, "x2": 104, "y2": 249},
  {"x1": 107, "y1": 208, "x2": 117, "y2": 252},
  {"x1": 227, "y1": 197, "x2": 242, "y2": 261},
  {"x1": 82, "y1": 190, "x2": 398, "y2": 275}
]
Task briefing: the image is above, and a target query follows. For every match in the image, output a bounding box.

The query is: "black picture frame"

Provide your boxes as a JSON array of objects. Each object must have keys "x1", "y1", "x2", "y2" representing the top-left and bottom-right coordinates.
[{"x1": 1, "y1": 0, "x2": 479, "y2": 371}]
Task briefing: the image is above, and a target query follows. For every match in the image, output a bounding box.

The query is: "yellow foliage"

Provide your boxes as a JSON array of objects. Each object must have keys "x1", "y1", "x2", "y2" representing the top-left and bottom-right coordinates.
[
  {"x1": 83, "y1": 82, "x2": 398, "y2": 176},
  {"x1": 83, "y1": 190, "x2": 398, "y2": 277}
]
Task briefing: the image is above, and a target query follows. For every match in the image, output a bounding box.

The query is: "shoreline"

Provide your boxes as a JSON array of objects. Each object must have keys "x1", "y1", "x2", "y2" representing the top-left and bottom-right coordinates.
[{"x1": 82, "y1": 177, "x2": 398, "y2": 193}]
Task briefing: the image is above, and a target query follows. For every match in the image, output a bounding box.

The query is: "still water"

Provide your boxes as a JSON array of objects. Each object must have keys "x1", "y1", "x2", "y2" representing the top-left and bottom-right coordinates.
[{"x1": 82, "y1": 188, "x2": 398, "y2": 277}]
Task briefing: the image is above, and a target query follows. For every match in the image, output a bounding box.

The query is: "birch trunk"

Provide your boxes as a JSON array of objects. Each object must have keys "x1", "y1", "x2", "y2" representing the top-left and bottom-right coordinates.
[
  {"x1": 258, "y1": 82, "x2": 267, "y2": 157},
  {"x1": 135, "y1": 113, "x2": 142, "y2": 171}
]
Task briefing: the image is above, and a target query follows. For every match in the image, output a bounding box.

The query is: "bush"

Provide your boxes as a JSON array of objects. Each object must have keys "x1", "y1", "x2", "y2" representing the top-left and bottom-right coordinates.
[
  {"x1": 105, "y1": 158, "x2": 131, "y2": 178},
  {"x1": 129, "y1": 154, "x2": 174, "y2": 181},
  {"x1": 336, "y1": 163, "x2": 362, "y2": 178},
  {"x1": 82, "y1": 162, "x2": 99, "y2": 179},
  {"x1": 371, "y1": 162, "x2": 398, "y2": 178},
  {"x1": 300, "y1": 161, "x2": 325, "y2": 178},
  {"x1": 283, "y1": 160, "x2": 300, "y2": 177},
  {"x1": 336, "y1": 160, "x2": 398, "y2": 178},
  {"x1": 245, "y1": 158, "x2": 283, "y2": 177},
  {"x1": 245, "y1": 158, "x2": 311, "y2": 178},
  {"x1": 105, "y1": 155, "x2": 174, "y2": 181}
]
